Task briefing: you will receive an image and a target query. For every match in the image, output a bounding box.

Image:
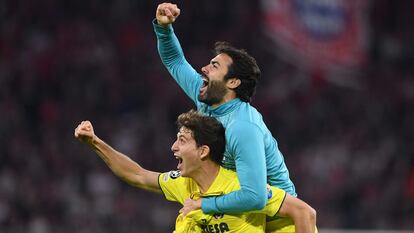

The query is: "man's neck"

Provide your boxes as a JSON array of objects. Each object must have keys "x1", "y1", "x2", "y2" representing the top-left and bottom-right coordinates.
[
  {"x1": 211, "y1": 93, "x2": 237, "y2": 108},
  {"x1": 191, "y1": 163, "x2": 220, "y2": 193}
]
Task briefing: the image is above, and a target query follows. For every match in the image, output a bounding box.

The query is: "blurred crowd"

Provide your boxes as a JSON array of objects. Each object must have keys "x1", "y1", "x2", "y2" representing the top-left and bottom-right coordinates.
[{"x1": 0, "y1": 0, "x2": 413, "y2": 232}]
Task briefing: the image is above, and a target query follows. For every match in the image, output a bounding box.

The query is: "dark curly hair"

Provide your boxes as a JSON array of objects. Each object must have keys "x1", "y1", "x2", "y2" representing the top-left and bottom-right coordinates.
[
  {"x1": 214, "y1": 41, "x2": 261, "y2": 102},
  {"x1": 176, "y1": 110, "x2": 225, "y2": 165}
]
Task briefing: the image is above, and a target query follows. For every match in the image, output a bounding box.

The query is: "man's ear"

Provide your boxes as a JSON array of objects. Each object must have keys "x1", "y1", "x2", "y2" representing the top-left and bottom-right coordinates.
[
  {"x1": 226, "y1": 78, "x2": 241, "y2": 89},
  {"x1": 199, "y1": 145, "x2": 210, "y2": 160}
]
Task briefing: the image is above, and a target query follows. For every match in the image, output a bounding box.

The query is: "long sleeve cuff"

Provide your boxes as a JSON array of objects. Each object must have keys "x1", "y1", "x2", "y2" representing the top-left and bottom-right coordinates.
[{"x1": 152, "y1": 18, "x2": 174, "y2": 37}]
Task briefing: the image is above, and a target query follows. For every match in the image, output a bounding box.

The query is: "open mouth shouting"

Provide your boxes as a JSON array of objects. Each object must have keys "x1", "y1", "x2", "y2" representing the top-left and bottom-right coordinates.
[
  {"x1": 175, "y1": 154, "x2": 183, "y2": 170},
  {"x1": 199, "y1": 76, "x2": 209, "y2": 96}
]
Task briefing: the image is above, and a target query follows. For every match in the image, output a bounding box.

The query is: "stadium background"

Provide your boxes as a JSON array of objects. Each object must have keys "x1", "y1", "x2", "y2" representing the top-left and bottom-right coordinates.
[{"x1": 1, "y1": 0, "x2": 413, "y2": 232}]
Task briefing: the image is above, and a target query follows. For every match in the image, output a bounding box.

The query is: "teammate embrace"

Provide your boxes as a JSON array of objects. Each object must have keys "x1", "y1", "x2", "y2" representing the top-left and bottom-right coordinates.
[{"x1": 75, "y1": 2, "x2": 317, "y2": 233}]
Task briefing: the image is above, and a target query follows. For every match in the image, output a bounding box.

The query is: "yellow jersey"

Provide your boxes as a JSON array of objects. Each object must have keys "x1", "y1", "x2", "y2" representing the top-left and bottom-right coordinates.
[{"x1": 158, "y1": 167, "x2": 287, "y2": 233}]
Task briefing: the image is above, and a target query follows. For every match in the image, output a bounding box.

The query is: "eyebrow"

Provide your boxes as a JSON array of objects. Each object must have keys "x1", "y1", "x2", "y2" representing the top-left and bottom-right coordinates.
[
  {"x1": 177, "y1": 132, "x2": 189, "y2": 140},
  {"x1": 211, "y1": 60, "x2": 220, "y2": 66}
]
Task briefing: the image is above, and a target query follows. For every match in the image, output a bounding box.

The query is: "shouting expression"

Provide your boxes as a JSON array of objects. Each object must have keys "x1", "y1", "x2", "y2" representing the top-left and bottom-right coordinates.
[
  {"x1": 171, "y1": 127, "x2": 207, "y2": 177},
  {"x1": 198, "y1": 53, "x2": 233, "y2": 106}
]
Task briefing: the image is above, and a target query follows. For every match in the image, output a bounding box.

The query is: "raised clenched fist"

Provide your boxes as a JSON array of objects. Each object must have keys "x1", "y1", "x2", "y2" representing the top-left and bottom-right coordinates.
[{"x1": 156, "y1": 3, "x2": 181, "y2": 27}]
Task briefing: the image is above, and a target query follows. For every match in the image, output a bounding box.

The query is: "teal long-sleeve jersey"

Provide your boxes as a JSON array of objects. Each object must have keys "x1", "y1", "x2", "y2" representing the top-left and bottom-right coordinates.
[{"x1": 153, "y1": 21, "x2": 296, "y2": 214}]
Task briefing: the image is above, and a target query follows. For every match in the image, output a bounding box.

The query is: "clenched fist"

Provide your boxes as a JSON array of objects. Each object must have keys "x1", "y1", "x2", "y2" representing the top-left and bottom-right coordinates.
[
  {"x1": 74, "y1": 120, "x2": 96, "y2": 145},
  {"x1": 156, "y1": 3, "x2": 181, "y2": 27}
]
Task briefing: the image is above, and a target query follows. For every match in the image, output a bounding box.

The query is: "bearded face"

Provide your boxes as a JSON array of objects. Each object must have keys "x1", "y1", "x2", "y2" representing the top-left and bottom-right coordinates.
[
  {"x1": 198, "y1": 53, "x2": 234, "y2": 106},
  {"x1": 198, "y1": 77, "x2": 228, "y2": 106}
]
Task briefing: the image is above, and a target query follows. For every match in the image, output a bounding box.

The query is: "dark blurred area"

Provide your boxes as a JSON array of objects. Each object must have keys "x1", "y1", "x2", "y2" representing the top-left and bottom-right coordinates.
[{"x1": 1, "y1": 0, "x2": 413, "y2": 232}]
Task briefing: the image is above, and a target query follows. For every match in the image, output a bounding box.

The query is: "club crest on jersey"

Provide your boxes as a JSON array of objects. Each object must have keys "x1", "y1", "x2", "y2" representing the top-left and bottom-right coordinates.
[
  {"x1": 169, "y1": 170, "x2": 181, "y2": 179},
  {"x1": 267, "y1": 185, "x2": 273, "y2": 199}
]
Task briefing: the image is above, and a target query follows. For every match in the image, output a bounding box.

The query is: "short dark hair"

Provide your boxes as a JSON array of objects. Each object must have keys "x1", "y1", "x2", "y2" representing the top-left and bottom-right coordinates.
[
  {"x1": 176, "y1": 110, "x2": 225, "y2": 165},
  {"x1": 214, "y1": 41, "x2": 261, "y2": 102}
]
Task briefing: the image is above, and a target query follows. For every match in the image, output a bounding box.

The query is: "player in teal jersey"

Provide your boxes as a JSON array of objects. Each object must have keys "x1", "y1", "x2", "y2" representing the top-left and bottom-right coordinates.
[{"x1": 154, "y1": 3, "x2": 297, "y2": 216}]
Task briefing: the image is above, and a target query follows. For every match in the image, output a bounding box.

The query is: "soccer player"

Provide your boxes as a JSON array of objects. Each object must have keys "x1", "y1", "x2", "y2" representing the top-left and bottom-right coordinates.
[
  {"x1": 153, "y1": 2, "x2": 298, "y2": 223},
  {"x1": 74, "y1": 110, "x2": 316, "y2": 233}
]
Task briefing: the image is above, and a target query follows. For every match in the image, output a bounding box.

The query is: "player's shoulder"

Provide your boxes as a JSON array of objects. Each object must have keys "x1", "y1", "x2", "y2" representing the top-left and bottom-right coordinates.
[
  {"x1": 161, "y1": 170, "x2": 182, "y2": 180},
  {"x1": 229, "y1": 102, "x2": 263, "y2": 124},
  {"x1": 159, "y1": 170, "x2": 187, "y2": 186},
  {"x1": 236, "y1": 101, "x2": 262, "y2": 117},
  {"x1": 225, "y1": 119, "x2": 263, "y2": 137},
  {"x1": 159, "y1": 170, "x2": 198, "y2": 192}
]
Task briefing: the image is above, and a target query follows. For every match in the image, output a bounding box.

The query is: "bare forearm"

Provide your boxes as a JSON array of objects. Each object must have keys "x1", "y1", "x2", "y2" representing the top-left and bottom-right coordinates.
[
  {"x1": 279, "y1": 195, "x2": 317, "y2": 233},
  {"x1": 90, "y1": 136, "x2": 161, "y2": 192},
  {"x1": 291, "y1": 208, "x2": 316, "y2": 233}
]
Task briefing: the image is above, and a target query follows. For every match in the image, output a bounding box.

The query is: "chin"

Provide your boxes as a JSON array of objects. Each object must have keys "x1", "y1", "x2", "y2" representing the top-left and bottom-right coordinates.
[{"x1": 198, "y1": 96, "x2": 214, "y2": 106}]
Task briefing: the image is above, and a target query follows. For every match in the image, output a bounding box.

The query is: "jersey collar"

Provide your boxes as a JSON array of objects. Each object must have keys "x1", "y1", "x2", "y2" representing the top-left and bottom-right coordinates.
[{"x1": 207, "y1": 98, "x2": 242, "y2": 117}]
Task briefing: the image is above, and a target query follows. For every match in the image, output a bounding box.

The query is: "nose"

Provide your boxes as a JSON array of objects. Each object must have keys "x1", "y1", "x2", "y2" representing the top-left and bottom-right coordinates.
[
  {"x1": 201, "y1": 65, "x2": 209, "y2": 75},
  {"x1": 171, "y1": 140, "x2": 178, "y2": 153}
]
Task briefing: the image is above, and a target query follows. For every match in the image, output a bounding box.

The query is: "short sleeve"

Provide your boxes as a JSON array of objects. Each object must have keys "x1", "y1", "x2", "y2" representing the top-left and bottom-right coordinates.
[
  {"x1": 158, "y1": 171, "x2": 187, "y2": 204},
  {"x1": 263, "y1": 186, "x2": 286, "y2": 216}
]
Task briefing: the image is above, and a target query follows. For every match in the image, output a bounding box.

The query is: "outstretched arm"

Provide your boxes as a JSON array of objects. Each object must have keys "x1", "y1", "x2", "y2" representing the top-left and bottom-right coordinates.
[{"x1": 74, "y1": 121, "x2": 161, "y2": 193}]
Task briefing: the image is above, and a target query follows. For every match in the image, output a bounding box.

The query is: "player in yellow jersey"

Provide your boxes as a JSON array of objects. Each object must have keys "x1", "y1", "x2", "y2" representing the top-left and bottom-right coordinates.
[
  {"x1": 160, "y1": 167, "x2": 297, "y2": 232},
  {"x1": 74, "y1": 110, "x2": 316, "y2": 232}
]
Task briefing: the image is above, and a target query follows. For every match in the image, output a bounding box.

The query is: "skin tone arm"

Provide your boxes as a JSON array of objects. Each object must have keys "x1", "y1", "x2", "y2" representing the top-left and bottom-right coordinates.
[
  {"x1": 74, "y1": 121, "x2": 161, "y2": 193},
  {"x1": 277, "y1": 194, "x2": 317, "y2": 233}
]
